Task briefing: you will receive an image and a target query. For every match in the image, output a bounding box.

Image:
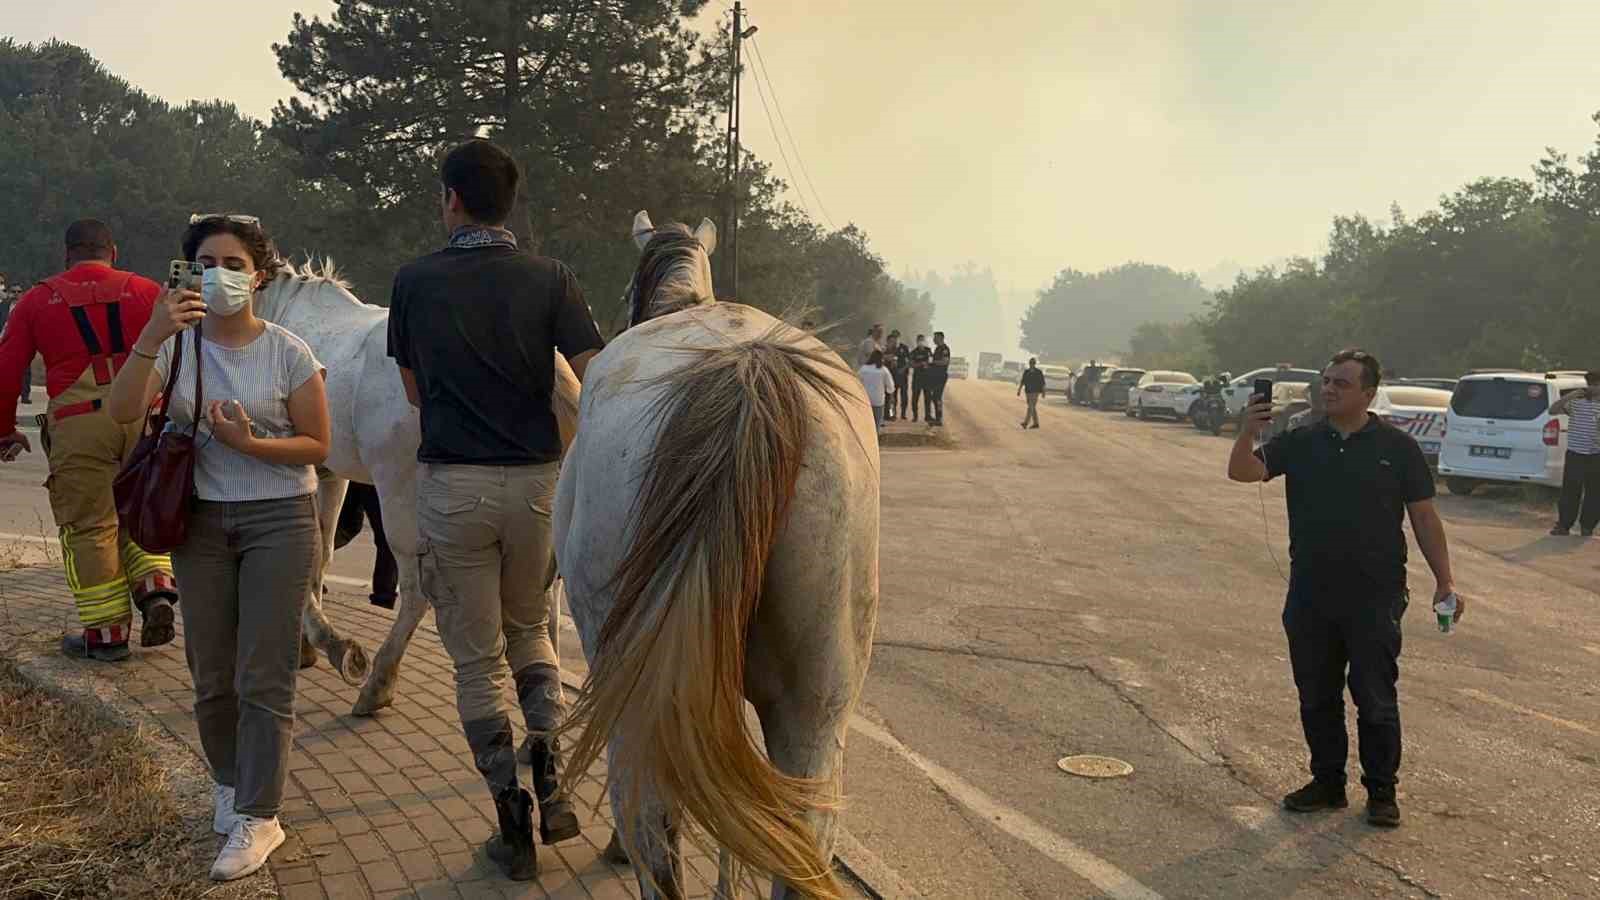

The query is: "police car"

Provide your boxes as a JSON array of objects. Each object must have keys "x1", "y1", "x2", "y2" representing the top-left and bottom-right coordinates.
[{"x1": 1371, "y1": 384, "x2": 1452, "y2": 467}]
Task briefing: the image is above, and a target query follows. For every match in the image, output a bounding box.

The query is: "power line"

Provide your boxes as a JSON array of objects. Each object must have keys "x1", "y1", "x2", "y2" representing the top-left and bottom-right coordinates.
[
  {"x1": 748, "y1": 33, "x2": 837, "y2": 231},
  {"x1": 745, "y1": 36, "x2": 814, "y2": 224}
]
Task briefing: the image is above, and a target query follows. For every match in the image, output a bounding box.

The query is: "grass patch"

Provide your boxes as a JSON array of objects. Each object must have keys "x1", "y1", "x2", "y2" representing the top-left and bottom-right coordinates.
[{"x1": 0, "y1": 660, "x2": 206, "y2": 900}]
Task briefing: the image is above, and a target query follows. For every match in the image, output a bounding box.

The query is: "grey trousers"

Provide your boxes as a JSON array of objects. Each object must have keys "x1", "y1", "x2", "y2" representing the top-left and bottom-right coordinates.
[
  {"x1": 1023, "y1": 392, "x2": 1041, "y2": 427},
  {"x1": 418, "y1": 462, "x2": 564, "y2": 793},
  {"x1": 173, "y1": 495, "x2": 320, "y2": 818}
]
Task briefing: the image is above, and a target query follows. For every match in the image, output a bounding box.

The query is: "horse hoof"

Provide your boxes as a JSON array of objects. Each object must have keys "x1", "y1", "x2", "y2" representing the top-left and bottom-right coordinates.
[
  {"x1": 330, "y1": 640, "x2": 370, "y2": 687},
  {"x1": 298, "y1": 635, "x2": 318, "y2": 669},
  {"x1": 351, "y1": 680, "x2": 394, "y2": 718},
  {"x1": 603, "y1": 831, "x2": 629, "y2": 865}
]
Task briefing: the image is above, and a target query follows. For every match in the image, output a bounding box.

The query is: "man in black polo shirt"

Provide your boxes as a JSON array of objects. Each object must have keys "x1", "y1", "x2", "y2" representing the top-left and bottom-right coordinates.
[
  {"x1": 909, "y1": 334, "x2": 932, "y2": 422},
  {"x1": 388, "y1": 139, "x2": 605, "y2": 880},
  {"x1": 1227, "y1": 349, "x2": 1462, "y2": 829},
  {"x1": 927, "y1": 330, "x2": 952, "y2": 426}
]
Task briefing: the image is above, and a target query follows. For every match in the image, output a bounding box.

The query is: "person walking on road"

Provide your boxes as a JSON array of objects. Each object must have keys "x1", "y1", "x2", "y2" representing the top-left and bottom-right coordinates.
[
  {"x1": 1549, "y1": 371, "x2": 1600, "y2": 537},
  {"x1": 926, "y1": 330, "x2": 952, "y2": 427},
  {"x1": 109, "y1": 213, "x2": 331, "y2": 880},
  {"x1": 858, "y1": 349, "x2": 892, "y2": 435},
  {"x1": 388, "y1": 139, "x2": 604, "y2": 880},
  {"x1": 0, "y1": 220, "x2": 179, "y2": 662},
  {"x1": 1018, "y1": 357, "x2": 1045, "y2": 429},
  {"x1": 909, "y1": 334, "x2": 931, "y2": 422},
  {"x1": 1228, "y1": 349, "x2": 1462, "y2": 829}
]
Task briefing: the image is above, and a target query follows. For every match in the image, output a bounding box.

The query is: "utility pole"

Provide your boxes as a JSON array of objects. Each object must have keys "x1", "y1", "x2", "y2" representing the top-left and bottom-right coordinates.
[{"x1": 724, "y1": 2, "x2": 757, "y2": 298}]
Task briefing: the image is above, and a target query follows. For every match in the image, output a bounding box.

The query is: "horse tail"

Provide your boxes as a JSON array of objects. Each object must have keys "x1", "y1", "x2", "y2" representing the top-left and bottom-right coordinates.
[{"x1": 563, "y1": 330, "x2": 857, "y2": 899}]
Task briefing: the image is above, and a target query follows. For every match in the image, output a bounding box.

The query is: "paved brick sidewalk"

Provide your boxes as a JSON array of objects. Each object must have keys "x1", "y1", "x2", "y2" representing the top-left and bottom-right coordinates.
[{"x1": 0, "y1": 565, "x2": 739, "y2": 900}]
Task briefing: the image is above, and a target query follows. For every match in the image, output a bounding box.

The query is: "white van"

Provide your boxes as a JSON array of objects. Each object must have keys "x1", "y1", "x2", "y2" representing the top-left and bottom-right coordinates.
[{"x1": 1437, "y1": 371, "x2": 1589, "y2": 494}]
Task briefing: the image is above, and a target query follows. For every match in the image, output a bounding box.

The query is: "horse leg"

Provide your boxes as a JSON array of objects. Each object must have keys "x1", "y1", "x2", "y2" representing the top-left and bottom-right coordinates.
[
  {"x1": 301, "y1": 474, "x2": 371, "y2": 686},
  {"x1": 608, "y1": 739, "x2": 686, "y2": 900},
  {"x1": 753, "y1": 696, "x2": 851, "y2": 900},
  {"x1": 351, "y1": 548, "x2": 428, "y2": 716}
]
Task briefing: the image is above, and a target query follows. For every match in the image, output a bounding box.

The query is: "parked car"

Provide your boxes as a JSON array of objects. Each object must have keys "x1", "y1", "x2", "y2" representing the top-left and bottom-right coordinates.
[
  {"x1": 1372, "y1": 384, "x2": 1452, "y2": 467},
  {"x1": 1221, "y1": 366, "x2": 1322, "y2": 418},
  {"x1": 948, "y1": 356, "x2": 970, "y2": 379},
  {"x1": 1437, "y1": 371, "x2": 1589, "y2": 493},
  {"x1": 1127, "y1": 370, "x2": 1200, "y2": 419},
  {"x1": 978, "y1": 351, "x2": 1003, "y2": 380},
  {"x1": 1071, "y1": 363, "x2": 1116, "y2": 405},
  {"x1": 1093, "y1": 368, "x2": 1146, "y2": 410},
  {"x1": 1171, "y1": 383, "x2": 1204, "y2": 419},
  {"x1": 1039, "y1": 364, "x2": 1072, "y2": 395},
  {"x1": 1390, "y1": 377, "x2": 1459, "y2": 393}
]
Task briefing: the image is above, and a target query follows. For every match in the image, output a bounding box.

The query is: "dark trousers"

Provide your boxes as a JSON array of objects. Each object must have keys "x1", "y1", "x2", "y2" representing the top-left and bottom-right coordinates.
[
  {"x1": 927, "y1": 376, "x2": 947, "y2": 423},
  {"x1": 889, "y1": 370, "x2": 908, "y2": 418},
  {"x1": 1282, "y1": 583, "x2": 1406, "y2": 794},
  {"x1": 910, "y1": 373, "x2": 928, "y2": 420},
  {"x1": 336, "y1": 482, "x2": 399, "y2": 608},
  {"x1": 1557, "y1": 450, "x2": 1600, "y2": 531}
]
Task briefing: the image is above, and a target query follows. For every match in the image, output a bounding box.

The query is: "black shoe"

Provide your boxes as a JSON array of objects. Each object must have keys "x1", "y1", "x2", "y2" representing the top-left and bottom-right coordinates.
[
  {"x1": 1366, "y1": 793, "x2": 1401, "y2": 828},
  {"x1": 1551, "y1": 525, "x2": 1572, "y2": 536},
  {"x1": 526, "y1": 738, "x2": 581, "y2": 845},
  {"x1": 1030, "y1": 424, "x2": 1040, "y2": 430},
  {"x1": 1282, "y1": 779, "x2": 1348, "y2": 813},
  {"x1": 60, "y1": 634, "x2": 131, "y2": 663},
  {"x1": 138, "y1": 597, "x2": 175, "y2": 647},
  {"x1": 486, "y1": 787, "x2": 538, "y2": 880}
]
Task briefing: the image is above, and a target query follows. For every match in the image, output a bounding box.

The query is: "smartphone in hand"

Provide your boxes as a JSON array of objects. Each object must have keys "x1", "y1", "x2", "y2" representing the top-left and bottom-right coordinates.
[{"x1": 168, "y1": 260, "x2": 204, "y2": 292}]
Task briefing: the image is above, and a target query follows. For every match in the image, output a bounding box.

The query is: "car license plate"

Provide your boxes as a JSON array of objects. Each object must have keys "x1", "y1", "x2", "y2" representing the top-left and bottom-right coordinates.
[
  {"x1": 1469, "y1": 445, "x2": 1512, "y2": 459},
  {"x1": 1420, "y1": 441, "x2": 1440, "y2": 454}
]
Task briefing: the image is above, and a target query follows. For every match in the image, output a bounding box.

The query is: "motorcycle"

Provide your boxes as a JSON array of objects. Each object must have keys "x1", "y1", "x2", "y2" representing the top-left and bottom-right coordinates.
[{"x1": 1191, "y1": 376, "x2": 1229, "y2": 435}]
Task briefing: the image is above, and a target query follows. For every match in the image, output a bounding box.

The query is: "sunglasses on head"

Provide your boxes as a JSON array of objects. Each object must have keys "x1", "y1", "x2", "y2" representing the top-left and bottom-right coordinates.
[{"x1": 189, "y1": 213, "x2": 261, "y2": 227}]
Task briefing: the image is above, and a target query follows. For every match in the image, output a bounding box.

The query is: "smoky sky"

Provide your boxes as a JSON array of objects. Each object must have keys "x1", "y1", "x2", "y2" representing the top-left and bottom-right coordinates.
[{"x1": 13, "y1": 0, "x2": 1600, "y2": 294}]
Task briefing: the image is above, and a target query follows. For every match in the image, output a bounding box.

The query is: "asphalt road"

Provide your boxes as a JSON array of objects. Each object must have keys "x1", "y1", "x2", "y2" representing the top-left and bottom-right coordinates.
[
  {"x1": 837, "y1": 379, "x2": 1600, "y2": 899},
  {"x1": 2, "y1": 380, "x2": 1597, "y2": 898}
]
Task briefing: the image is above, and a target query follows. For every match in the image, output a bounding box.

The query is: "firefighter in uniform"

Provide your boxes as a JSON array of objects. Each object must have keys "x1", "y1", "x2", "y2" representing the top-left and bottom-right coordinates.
[{"x1": 0, "y1": 220, "x2": 178, "y2": 662}]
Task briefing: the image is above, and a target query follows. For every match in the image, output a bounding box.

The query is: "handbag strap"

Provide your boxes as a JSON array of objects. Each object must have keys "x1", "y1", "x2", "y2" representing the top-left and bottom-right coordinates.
[{"x1": 152, "y1": 322, "x2": 205, "y2": 436}]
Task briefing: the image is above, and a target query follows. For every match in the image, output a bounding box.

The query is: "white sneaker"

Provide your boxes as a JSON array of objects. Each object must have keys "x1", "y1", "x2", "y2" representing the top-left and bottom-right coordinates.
[
  {"x1": 210, "y1": 815, "x2": 285, "y2": 881},
  {"x1": 212, "y1": 784, "x2": 239, "y2": 836}
]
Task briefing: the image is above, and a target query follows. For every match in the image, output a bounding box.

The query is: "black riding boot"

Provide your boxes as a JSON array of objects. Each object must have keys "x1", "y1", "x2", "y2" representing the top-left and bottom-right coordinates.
[
  {"x1": 527, "y1": 737, "x2": 582, "y2": 845},
  {"x1": 486, "y1": 786, "x2": 538, "y2": 881}
]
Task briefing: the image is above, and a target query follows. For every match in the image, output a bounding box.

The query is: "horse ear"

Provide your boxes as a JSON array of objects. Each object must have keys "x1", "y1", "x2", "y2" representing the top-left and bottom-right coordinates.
[
  {"x1": 632, "y1": 210, "x2": 655, "y2": 250},
  {"x1": 694, "y1": 218, "x2": 718, "y2": 256}
]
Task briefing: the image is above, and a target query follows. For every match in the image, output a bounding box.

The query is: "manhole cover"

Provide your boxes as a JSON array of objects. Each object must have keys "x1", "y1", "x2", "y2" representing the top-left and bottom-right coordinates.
[{"x1": 1057, "y1": 755, "x2": 1134, "y2": 778}]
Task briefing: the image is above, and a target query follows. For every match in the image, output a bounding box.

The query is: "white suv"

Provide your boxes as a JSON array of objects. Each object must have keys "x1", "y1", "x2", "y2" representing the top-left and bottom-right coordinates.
[
  {"x1": 1221, "y1": 366, "x2": 1322, "y2": 417},
  {"x1": 1437, "y1": 371, "x2": 1590, "y2": 494}
]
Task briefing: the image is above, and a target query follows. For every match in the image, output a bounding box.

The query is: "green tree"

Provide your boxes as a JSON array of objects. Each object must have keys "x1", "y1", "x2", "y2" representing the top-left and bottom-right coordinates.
[{"x1": 1020, "y1": 262, "x2": 1213, "y2": 360}]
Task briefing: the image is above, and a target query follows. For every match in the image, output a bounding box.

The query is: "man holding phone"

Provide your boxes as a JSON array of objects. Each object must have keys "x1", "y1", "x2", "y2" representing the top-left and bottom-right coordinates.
[
  {"x1": 0, "y1": 220, "x2": 179, "y2": 662},
  {"x1": 1549, "y1": 371, "x2": 1600, "y2": 536},
  {"x1": 1227, "y1": 349, "x2": 1462, "y2": 828}
]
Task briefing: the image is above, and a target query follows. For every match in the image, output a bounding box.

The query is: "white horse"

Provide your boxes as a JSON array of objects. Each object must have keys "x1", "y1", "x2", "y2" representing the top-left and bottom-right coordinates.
[
  {"x1": 254, "y1": 264, "x2": 580, "y2": 716},
  {"x1": 556, "y1": 212, "x2": 880, "y2": 899}
]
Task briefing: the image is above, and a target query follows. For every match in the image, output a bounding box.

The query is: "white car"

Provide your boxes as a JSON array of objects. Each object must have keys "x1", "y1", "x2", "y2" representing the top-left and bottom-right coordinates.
[
  {"x1": 1438, "y1": 371, "x2": 1590, "y2": 493},
  {"x1": 1171, "y1": 383, "x2": 1204, "y2": 418},
  {"x1": 1127, "y1": 370, "x2": 1200, "y2": 419},
  {"x1": 1371, "y1": 384, "x2": 1452, "y2": 467},
  {"x1": 1222, "y1": 366, "x2": 1322, "y2": 417},
  {"x1": 1039, "y1": 365, "x2": 1073, "y2": 395}
]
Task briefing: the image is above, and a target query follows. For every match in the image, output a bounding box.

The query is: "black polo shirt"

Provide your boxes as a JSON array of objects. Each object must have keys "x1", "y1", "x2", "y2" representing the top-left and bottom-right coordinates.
[
  {"x1": 387, "y1": 247, "x2": 605, "y2": 466},
  {"x1": 1258, "y1": 414, "x2": 1434, "y2": 596}
]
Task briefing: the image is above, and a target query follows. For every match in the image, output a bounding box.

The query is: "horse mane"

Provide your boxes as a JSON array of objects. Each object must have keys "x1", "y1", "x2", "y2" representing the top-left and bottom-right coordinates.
[
  {"x1": 280, "y1": 256, "x2": 354, "y2": 291},
  {"x1": 629, "y1": 224, "x2": 714, "y2": 328}
]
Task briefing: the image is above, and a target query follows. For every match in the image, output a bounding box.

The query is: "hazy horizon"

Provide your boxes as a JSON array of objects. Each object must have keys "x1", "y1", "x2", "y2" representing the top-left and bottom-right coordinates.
[{"x1": 10, "y1": 1, "x2": 1600, "y2": 308}]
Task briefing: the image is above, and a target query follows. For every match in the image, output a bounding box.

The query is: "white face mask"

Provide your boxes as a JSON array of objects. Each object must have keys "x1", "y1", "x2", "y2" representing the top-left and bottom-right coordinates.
[{"x1": 202, "y1": 267, "x2": 254, "y2": 317}]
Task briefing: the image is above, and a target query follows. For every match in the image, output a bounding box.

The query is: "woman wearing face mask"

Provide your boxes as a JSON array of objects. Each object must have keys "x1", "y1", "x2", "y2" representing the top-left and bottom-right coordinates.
[{"x1": 108, "y1": 214, "x2": 329, "y2": 881}]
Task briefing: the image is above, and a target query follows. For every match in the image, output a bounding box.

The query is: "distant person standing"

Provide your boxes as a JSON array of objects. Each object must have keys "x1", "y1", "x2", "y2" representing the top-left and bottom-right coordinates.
[
  {"x1": 857, "y1": 323, "x2": 883, "y2": 368},
  {"x1": 909, "y1": 334, "x2": 932, "y2": 422},
  {"x1": 1550, "y1": 371, "x2": 1600, "y2": 537},
  {"x1": 882, "y1": 330, "x2": 904, "y2": 421},
  {"x1": 889, "y1": 333, "x2": 915, "y2": 419},
  {"x1": 926, "y1": 331, "x2": 952, "y2": 427},
  {"x1": 857, "y1": 350, "x2": 892, "y2": 434},
  {"x1": 1018, "y1": 358, "x2": 1045, "y2": 429}
]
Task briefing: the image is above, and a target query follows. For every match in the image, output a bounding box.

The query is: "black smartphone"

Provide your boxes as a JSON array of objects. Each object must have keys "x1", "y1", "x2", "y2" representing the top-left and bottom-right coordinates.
[{"x1": 1252, "y1": 378, "x2": 1274, "y2": 407}]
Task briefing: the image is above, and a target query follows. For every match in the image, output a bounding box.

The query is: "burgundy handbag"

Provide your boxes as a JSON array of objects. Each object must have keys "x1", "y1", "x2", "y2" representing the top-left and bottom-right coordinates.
[{"x1": 114, "y1": 325, "x2": 202, "y2": 553}]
